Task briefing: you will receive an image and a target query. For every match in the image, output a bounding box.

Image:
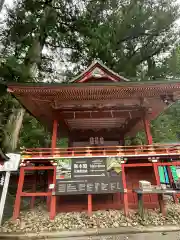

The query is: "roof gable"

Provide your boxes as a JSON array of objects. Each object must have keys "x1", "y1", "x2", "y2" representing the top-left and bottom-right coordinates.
[{"x1": 70, "y1": 60, "x2": 129, "y2": 83}]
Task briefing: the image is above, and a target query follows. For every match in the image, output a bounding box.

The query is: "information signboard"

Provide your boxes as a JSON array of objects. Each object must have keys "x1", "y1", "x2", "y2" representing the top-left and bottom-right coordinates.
[
  {"x1": 0, "y1": 153, "x2": 20, "y2": 225},
  {"x1": 55, "y1": 157, "x2": 123, "y2": 195},
  {"x1": 0, "y1": 153, "x2": 20, "y2": 172}
]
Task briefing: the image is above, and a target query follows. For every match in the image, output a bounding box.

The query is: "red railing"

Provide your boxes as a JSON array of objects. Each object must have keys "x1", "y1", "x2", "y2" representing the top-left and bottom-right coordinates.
[{"x1": 21, "y1": 143, "x2": 180, "y2": 159}]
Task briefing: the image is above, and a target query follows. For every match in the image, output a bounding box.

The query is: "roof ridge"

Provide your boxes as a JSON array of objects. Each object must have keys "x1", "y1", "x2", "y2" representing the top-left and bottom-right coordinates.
[{"x1": 70, "y1": 60, "x2": 130, "y2": 83}]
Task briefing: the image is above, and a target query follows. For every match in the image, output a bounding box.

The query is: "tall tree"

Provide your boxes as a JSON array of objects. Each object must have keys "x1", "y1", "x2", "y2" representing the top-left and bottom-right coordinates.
[
  {"x1": 0, "y1": 0, "x2": 180, "y2": 150},
  {"x1": 0, "y1": 0, "x2": 85, "y2": 150},
  {"x1": 66, "y1": 0, "x2": 179, "y2": 79}
]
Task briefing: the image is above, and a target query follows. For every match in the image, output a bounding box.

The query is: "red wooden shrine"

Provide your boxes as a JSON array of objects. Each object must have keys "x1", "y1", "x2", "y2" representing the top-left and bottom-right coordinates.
[{"x1": 7, "y1": 60, "x2": 180, "y2": 220}]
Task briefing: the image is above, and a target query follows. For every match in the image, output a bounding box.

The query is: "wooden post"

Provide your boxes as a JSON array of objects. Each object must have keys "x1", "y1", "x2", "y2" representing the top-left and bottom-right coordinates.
[
  {"x1": 153, "y1": 163, "x2": 160, "y2": 185},
  {"x1": 143, "y1": 116, "x2": 153, "y2": 145},
  {"x1": 158, "y1": 194, "x2": 166, "y2": 215},
  {"x1": 13, "y1": 167, "x2": 25, "y2": 220},
  {"x1": 121, "y1": 164, "x2": 128, "y2": 216},
  {"x1": 47, "y1": 170, "x2": 52, "y2": 211},
  {"x1": 30, "y1": 171, "x2": 38, "y2": 209},
  {"x1": 88, "y1": 194, "x2": 92, "y2": 215},
  {"x1": 51, "y1": 119, "x2": 58, "y2": 154},
  {"x1": 137, "y1": 193, "x2": 144, "y2": 219},
  {"x1": 49, "y1": 166, "x2": 56, "y2": 220},
  {"x1": 167, "y1": 166, "x2": 178, "y2": 203}
]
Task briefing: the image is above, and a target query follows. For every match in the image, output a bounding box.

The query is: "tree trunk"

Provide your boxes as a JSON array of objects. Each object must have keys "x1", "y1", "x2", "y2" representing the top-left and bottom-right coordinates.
[
  {"x1": 3, "y1": 108, "x2": 25, "y2": 152},
  {"x1": 2, "y1": 3, "x2": 53, "y2": 151}
]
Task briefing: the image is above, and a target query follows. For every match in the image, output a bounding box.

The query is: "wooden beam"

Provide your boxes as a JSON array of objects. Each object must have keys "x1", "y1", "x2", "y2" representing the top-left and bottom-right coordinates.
[
  {"x1": 70, "y1": 128, "x2": 124, "y2": 140},
  {"x1": 121, "y1": 164, "x2": 128, "y2": 216},
  {"x1": 55, "y1": 110, "x2": 144, "y2": 120},
  {"x1": 157, "y1": 162, "x2": 180, "y2": 166},
  {"x1": 13, "y1": 167, "x2": 25, "y2": 220},
  {"x1": 50, "y1": 166, "x2": 56, "y2": 220},
  {"x1": 51, "y1": 119, "x2": 58, "y2": 150},
  {"x1": 21, "y1": 192, "x2": 52, "y2": 197},
  {"x1": 53, "y1": 105, "x2": 144, "y2": 112},
  {"x1": 143, "y1": 116, "x2": 153, "y2": 144},
  {"x1": 125, "y1": 163, "x2": 153, "y2": 167},
  {"x1": 24, "y1": 166, "x2": 55, "y2": 170},
  {"x1": 52, "y1": 99, "x2": 142, "y2": 110}
]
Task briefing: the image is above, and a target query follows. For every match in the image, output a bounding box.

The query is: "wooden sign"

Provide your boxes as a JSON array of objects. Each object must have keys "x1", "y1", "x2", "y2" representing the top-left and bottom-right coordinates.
[
  {"x1": 55, "y1": 157, "x2": 123, "y2": 195},
  {"x1": 89, "y1": 137, "x2": 104, "y2": 145},
  {"x1": 0, "y1": 153, "x2": 20, "y2": 172},
  {"x1": 0, "y1": 153, "x2": 20, "y2": 225}
]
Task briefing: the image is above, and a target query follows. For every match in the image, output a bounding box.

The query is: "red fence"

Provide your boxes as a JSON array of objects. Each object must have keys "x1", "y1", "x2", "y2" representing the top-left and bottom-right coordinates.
[{"x1": 21, "y1": 144, "x2": 180, "y2": 159}]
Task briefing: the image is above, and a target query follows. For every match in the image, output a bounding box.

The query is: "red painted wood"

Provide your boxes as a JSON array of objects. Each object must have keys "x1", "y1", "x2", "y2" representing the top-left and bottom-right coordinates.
[
  {"x1": 126, "y1": 167, "x2": 158, "y2": 208},
  {"x1": 153, "y1": 163, "x2": 160, "y2": 185},
  {"x1": 143, "y1": 117, "x2": 153, "y2": 144},
  {"x1": 125, "y1": 163, "x2": 153, "y2": 167},
  {"x1": 50, "y1": 166, "x2": 56, "y2": 220},
  {"x1": 30, "y1": 173, "x2": 37, "y2": 209},
  {"x1": 88, "y1": 194, "x2": 92, "y2": 215},
  {"x1": 21, "y1": 192, "x2": 52, "y2": 196},
  {"x1": 51, "y1": 119, "x2": 58, "y2": 150},
  {"x1": 54, "y1": 166, "x2": 159, "y2": 213},
  {"x1": 157, "y1": 162, "x2": 180, "y2": 166},
  {"x1": 47, "y1": 171, "x2": 53, "y2": 211},
  {"x1": 13, "y1": 167, "x2": 25, "y2": 220},
  {"x1": 121, "y1": 164, "x2": 128, "y2": 216},
  {"x1": 24, "y1": 166, "x2": 55, "y2": 170}
]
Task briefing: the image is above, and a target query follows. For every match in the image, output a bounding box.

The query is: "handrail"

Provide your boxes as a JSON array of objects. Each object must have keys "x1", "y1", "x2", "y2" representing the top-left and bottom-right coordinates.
[
  {"x1": 21, "y1": 144, "x2": 180, "y2": 159},
  {"x1": 21, "y1": 143, "x2": 180, "y2": 151}
]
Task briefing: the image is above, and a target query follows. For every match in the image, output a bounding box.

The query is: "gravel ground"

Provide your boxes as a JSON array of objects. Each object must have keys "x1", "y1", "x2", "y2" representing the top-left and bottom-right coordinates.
[{"x1": 1, "y1": 200, "x2": 180, "y2": 233}]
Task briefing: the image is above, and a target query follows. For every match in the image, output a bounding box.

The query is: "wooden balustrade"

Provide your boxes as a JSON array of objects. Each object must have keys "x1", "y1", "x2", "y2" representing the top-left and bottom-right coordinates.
[{"x1": 21, "y1": 143, "x2": 180, "y2": 160}]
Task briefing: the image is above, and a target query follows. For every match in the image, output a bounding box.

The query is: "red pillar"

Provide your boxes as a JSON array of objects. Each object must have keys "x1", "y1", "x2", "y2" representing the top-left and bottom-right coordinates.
[
  {"x1": 49, "y1": 120, "x2": 58, "y2": 219},
  {"x1": 88, "y1": 194, "x2": 92, "y2": 215},
  {"x1": 13, "y1": 167, "x2": 25, "y2": 220},
  {"x1": 121, "y1": 164, "x2": 128, "y2": 216},
  {"x1": 143, "y1": 116, "x2": 153, "y2": 145},
  {"x1": 51, "y1": 119, "x2": 58, "y2": 152},
  {"x1": 47, "y1": 170, "x2": 52, "y2": 211},
  {"x1": 30, "y1": 172, "x2": 37, "y2": 209},
  {"x1": 50, "y1": 166, "x2": 56, "y2": 220},
  {"x1": 153, "y1": 162, "x2": 160, "y2": 185}
]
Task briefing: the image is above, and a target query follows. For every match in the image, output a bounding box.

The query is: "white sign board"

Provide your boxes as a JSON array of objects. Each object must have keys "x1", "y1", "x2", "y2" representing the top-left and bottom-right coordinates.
[{"x1": 0, "y1": 153, "x2": 20, "y2": 172}]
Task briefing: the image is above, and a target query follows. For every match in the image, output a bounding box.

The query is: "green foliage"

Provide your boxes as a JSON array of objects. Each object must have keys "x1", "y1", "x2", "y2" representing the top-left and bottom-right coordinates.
[
  {"x1": 1, "y1": 0, "x2": 180, "y2": 150},
  {"x1": 67, "y1": 0, "x2": 180, "y2": 79},
  {"x1": 56, "y1": 138, "x2": 68, "y2": 148},
  {"x1": 151, "y1": 103, "x2": 180, "y2": 143},
  {"x1": 18, "y1": 113, "x2": 51, "y2": 148}
]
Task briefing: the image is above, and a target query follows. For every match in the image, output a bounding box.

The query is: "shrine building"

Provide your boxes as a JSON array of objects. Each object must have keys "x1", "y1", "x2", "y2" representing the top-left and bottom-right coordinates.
[{"x1": 7, "y1": 60, "x2": 180, "y2": 220}]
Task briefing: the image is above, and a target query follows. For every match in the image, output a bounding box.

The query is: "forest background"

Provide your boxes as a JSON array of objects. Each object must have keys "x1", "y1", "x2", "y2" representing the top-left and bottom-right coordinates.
[{"x1": 1, "y1": 0, "x2": 180, "y2": 151}]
